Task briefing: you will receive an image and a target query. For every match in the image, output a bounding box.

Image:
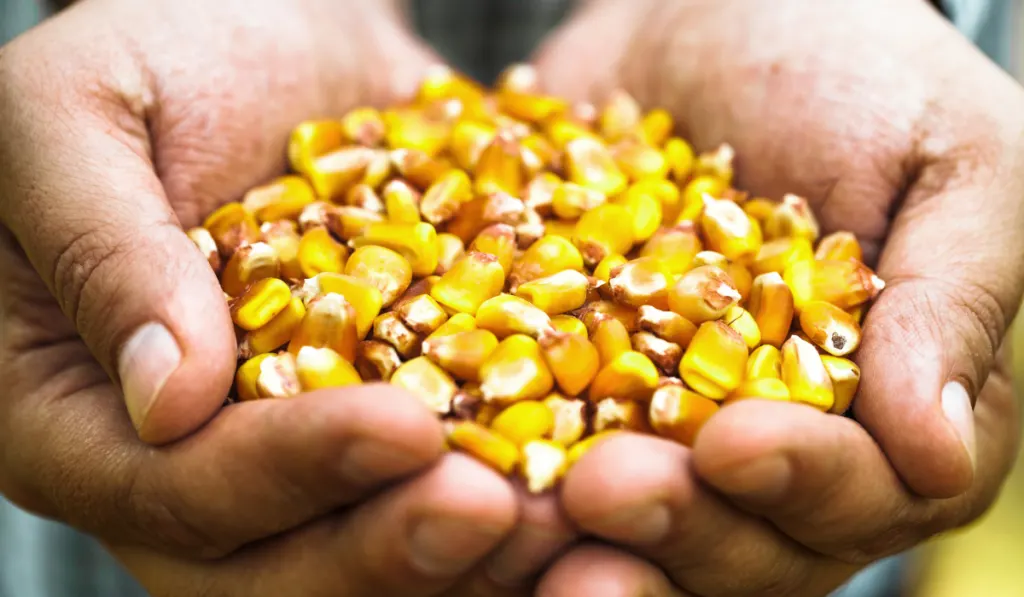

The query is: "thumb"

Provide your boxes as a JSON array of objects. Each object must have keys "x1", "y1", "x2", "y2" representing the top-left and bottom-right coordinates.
[{"x1": 0, "y1": 60, "x2": 235, "y2": 445}]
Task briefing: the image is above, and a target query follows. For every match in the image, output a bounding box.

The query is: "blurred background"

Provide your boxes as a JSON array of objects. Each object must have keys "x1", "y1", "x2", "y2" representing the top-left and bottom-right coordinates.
[{"x1": 1, "y1": 1, "x2": 1023, "y2": 596}]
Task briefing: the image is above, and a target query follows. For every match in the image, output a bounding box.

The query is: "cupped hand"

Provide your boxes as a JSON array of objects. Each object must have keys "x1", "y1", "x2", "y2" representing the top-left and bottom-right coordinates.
[
  {"x1": 533, "y1": 0, "x2": 1024, "y2": 594},
  {"x1": 0, "y1": 0, "x2": 577, "y2": 594}
]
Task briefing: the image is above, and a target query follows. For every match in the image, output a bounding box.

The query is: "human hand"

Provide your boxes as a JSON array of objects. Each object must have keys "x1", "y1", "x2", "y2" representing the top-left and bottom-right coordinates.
[
  {"x1": 0, "y1": 0, "x2": 576, "y2": 594},
  {"x1": 531, "y1": 0, "x2": 1024, "y2": 594}
]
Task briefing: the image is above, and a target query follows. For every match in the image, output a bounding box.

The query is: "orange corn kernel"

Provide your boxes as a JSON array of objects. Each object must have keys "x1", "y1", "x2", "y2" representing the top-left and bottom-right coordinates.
[
  {"x1": 564, "y1": 137, "x2": 628, "y2": 197},
  {"x1": 231, "y1": 277, "x2": 292, "y2": 331},
  {"x1": 341, "y1": 107, "x2": 386, "y2": 147},
  {"x1": 578, "y1": 300, "x2": 638, "y2": 333},
  {"x1": 700, "y1": 194, "x2": 762, "y2": 262},
  {"x1": 551, "y1": 182, "x2": 606, "y2": 220},
  {"x1": 344, "y1": 245, "x2": 413, "y2": 307},
  {"x1": 798, "y1": 300, "x2": 862, "y2": 356},
  {"x1": 592, "y1": 398, "x2": 652, "y2": 434},
  {"x1": 297, "y1": 227, "x2": 349, "y2": 278},
  {"x1": 435, "y1": 233, "x2": 466, "y2": 274},
  {"x1": 295, "y1": 346, "x2": 362, "y2": 390},
  {"x1": 631, "y1": 331, "x2": 683, "y2": 375},
  {"x1": 474, "y1": 130, "x2": 526, "y2": 197},
  {"x1": 668, "y1": 265, "x2": 741, "y2": 324},
  {"x1": 573, "y1": 203, "x2": 635, "y2": 267},
  {"x1": 479, "y1": 334, "x2": 555, "y2": 405},
  {"x1": 743, "y1": 197, "x2": 777, "y2": 225},
  {"x1": 203, "y1": 202, "x2": 261, "y2": 259},
  {"x1": 324, "y1": 205, "x2": 386, "y2": 240},
  {"x1": 355, "y1": 340, "x2": 403, "y2": 381},
  {"x1": 636, "y1": 305, "x2": 698, "y2": 348},
  {"x1": 649, "y1": 384, "x2": 719, "y2": 446},
  {"x1": 781, "y1": 335, "x2": 835, "y2": 411},
  {"x1": 420, "y1": 169, "x2": 472, "y2": 225},
  {"x1": 726, "y1": 262, "x2": 753, "y2": 302},
  {"x1": 306, "y1": 146, "x2": 375, "y2": 201},
  {"x1": 640, "y1": 224, "x2": 702, "y2": 275},
  {"x1": 187, "y1": 227, "x2": 221, "y2": 272},
  {"x1": 515, "y1": 270, "x2": 591, "y2": 315},
  {"x1": 814, "y1": 231, "x2": 863, "y2": 262},
  {"x1": 242, "y1": 176, "x2": 316, "y2": 223},
  {"x1": 469, "y1": 224, "x2": 517, "y2": 275},
  {"x1": 221, "y1": 242, "x2": 280, "y2": 297},
  {"x1": 679, "y1": 321, "x2": 748, "y2": 399},
  {"x1": 746, "y1": 344, "x2": 783, "y2": 380},
  {"x1": 446, "y1": 420, "x2": 521, "y2": 475},
  {"x1": 589, "y1": 350, "x2": 660, "y2": 402},
  {"x1": 491, "y1": 400, "x2": 555, "y2": 446},
  {"x1": 821, "y1": 355, "x2": 861, "y2": 415},
  {"x1": 723, "y1": 305, "x2": 761, "y2": 349},
  {"x1": 521, "y1": 439, "x2": 569, "y2": 494},
  {"x1": 255, "y1": 352, "x2": 302, "y2": 399},
  {"x1": 726, "y1": 377, "x2": 791, "y2": 403},
  {"x1": 784, "y1": 258, "x2": 885, "y2": 311},
  {"x1": 394, "y1": 294, "x2": 449, "y2": 335},
  {"x1": 427, "y1": 312, "x2": 478, "y2": 339},
  {"x1": 288, "y1": 293, "x2": 359, "y2": 362},
  {"x1": 236, "y1": 354, "x2": 274, "y2": 402},
  {"x1": 608, "y1": 257, "x2": 674, "y2": 309},
  {"x1": 287, "y1": 120, "x2": 344, "y2": 175},
  {"x1": 475, "y1": 294, "x2": 554, "y2": 339},
  {"x1": 391, "y1": 356, "x2": 457, "y2": 414},
  {"x1": 510, "y1": 234, "x2": 584, "y2": 288},
  {"x1": 544, "y1": 394, "x2": 587, "y2": 446},
  {"x1": 300, "y1": 272, "x2": 383, "y2": 338},
  {"x1": 430, "y1": 252, "x2": 506, "y2": 314},
  {"x1": 372, "y1": 311, "x2": 422, "y2": 359},
  {"x1": 450, "y1": 119, "x2": 496, "y2": 170},
  {"x1": 537, "y1": 330, "x2": 601, "y2": 396},
  {"x1": 764, "y1": 193, "x2": 820, "y2": 241},
  {"x1": 241, "y1": 296, "x2": 307, "y2": 357},
  {"x1": 751, "y1": 236, "x2": 814, "y2": 277},
  {"x1": 587, "y1": 314, "x2": 634, "y2": 368},
  {"x1": 746, "y1": 272, "x2": 795, "y2": 348},
  {"x1": 422, "y1": 329, "x2": 499, "y2": 381},
  {"x1": 499, "y1": 89, "x2": 568, "y2": 124},
  {"x1": 260, "y1": 221, "x2": 303, "y2": 281},
  {"x1": 351, "y1": 222, "x2": 439, "y2": 278}
]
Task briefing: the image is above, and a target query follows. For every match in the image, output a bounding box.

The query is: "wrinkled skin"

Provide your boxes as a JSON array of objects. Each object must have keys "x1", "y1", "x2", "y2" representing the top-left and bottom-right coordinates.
[{"x1": 533, "y1": 0, "x2": 1024, "y2": 594}]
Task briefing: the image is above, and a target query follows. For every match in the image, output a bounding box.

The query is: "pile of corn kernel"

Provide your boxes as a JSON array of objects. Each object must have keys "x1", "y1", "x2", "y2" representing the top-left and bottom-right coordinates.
[{"x1": 188, "y1": 64, "x2": 885, "y2": 494}]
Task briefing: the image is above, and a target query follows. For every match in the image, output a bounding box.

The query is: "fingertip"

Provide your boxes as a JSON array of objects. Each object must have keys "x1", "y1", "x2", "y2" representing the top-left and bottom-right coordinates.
[{"x1": 537, "y1": 544, "x2": 683, "y2": 597}]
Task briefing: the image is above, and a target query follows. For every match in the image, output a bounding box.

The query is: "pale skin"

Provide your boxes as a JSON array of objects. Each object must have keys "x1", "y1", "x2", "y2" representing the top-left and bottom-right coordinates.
[{"x1": 0, "y1": 0, "x2": 1021, "y2": 596}]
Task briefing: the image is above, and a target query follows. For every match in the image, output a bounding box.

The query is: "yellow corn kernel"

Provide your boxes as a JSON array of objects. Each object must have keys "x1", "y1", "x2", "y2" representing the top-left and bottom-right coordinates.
[
  {"x1": 451, "y1": 390, "x2": 483, "y2": 420},
  {"x1": 510, "y1": 234, "x2": 584, "y2": 288},
  {"x1": 589, "y1": 350, "x2": 660, "y2": 402},
  {"x1": 491, "y1": 400, "x2": 555, "y2": 446},
  {"x1": 631, "y1": 331, "x2": 683, "y2": 375},
  {"x1": 306, "y1": 146, "x2": 376, "y2": 201},
  {"x1": 564, "y1": 137, "x2": 628, "y2": 197},
  {"x1": 474, "y1": 130, "x2": 526, "y2": 197},
  {"x1": 607, "y1": 256, "x2": 674, "y2": 310},
  {"x1": 242, "y1": 176, "x2": 316, "y2": 224},
  {"x1": 324, "y1": 205, "x2": 386, "y2": 240},
  {"x1": 692, "y1": 251, "x2": 728, "y2": 269},
  {"x1": 725, "y1": 377, "x2": 791, "y2": 403},
  {"x1": 723, "y1": 305, "x2": 761, "y2": 349},
  {"x1": 187, "y1": 226, "x2": 221, "y2": 272},
  {"x1": 220, "y1": 242, "x2": 280, "y2": 297},
  {"x1": 537, "y1": 329, "x2": 600, "y2": 396},
  {"x1": 550, "y1": 314, "x2": 587, "y2": 337},
  {"x1": 355, "y1": 340, "x2": 402, "y2": 381},
  {"x1": 847, "y1": 304, "x2": 866, "y2": 325},
  {"x1": 422, "y1": 328, "x2": 499, "y2": 381},
  {"x1": 231, "y1": 278, "x2": 292, "y2": 331},
  {"x1": 417, "y1": 64, "x2": 485, "y2": 103},
  {"x1": 427, "y1": 312, "x2": 478, "y2": 339},
  {"x1": 784, "y1": 258, "x2": 885, "y2": 311},
  {"x1": 664, "y1": 137, "x2": 695, "y2": 185},
  {"x1": 334, "y1": 249, "x2": 410, "y2": 311},
  {"x1": 301, "y1": 272, "x2": 383, "y2": 338},
  {"x1": 476, "y1": 294, "x2": 553, "y2": 339},
  {"x1": 592, "y1": 398, "x2": 652, "y2": 433},
  {"x1": 362, "y1": 149, "x2": 393, "y2": 189},
  {"x1": 567, "y1": 430, "x2": 621, "y2": 465},
  {"x1": 781, "y1": 335, "x2": 835, "y2": 411},
  {"x1": 255, "y1": 352, "x2": 302, "y2": 399},
  {"x1": 351, "y1": 222, "x2": 439, "y2": 278},
  {"x1": 521, "y1": 133, "x2": 558, "y2": 176},
  {"x1": 680, "y1": 321, "x2": 748, "y2": 399},
  {"x1": 746, "y1": 344, "x2": 782, "y2": 380},
  {"x1": 495, "y1": 63, "x2": 539, "y2": 93},
  {"x1": 287, "y1": 120, "x2": 344, "y2": 175},
  {"x1": 297, "y1": 227, "x2": 349, "y2": 278},
  {"x1": 598, "y1": 89, "x2": 642, "y2": 142},
  {"x1": 499, "y1": 89, "x2": 568, "y2": 124},
  {"x1": 821, "y1": 355, "x2": 861, "y2": 415},
  {"x1": 612, "y1": 139, "x2": 669, "y2": 182},
  {"x1": 450, "y1": 119, "x2": 496, "y2": 170},
  {"x1": 390, "y1": 356, "x2": 457, "y2": 414},
  {"x1": 798, "y1": 300, "x2": 862, "y2": 356},
  {"x1": 391, "y1": 148, "x2": 451, "y2": 190},
  {"x1": 475, "y1": 402, "x2": 501, "y2": 427},
  {"x1": 296, "y1": 201, "x2": 334, "y2": 233},
  {"x1": 515, "y1": 270, "x2": 591, "y2": 315},
  {"x1": 435, "y1": 233, "x2": 465, "y2": 274},
  {"x1": 585, "y1": 314, "x2": 632, "y2": 368},
  {"x1": 649, "y1": 384, "x2": 719, "y2": 446},
  {"x1": 545, "y1": 116, "x2": 601, "y2": 151},
  {"x1": 693, "y1": 143, "x2": 735, "y2": 183},
  {"x1": 572, "y1": 203, "x2": 634, "y2": 267},
  {"x1": 236, "y1": 354, "x2": 274, "y2": 402},
  {"x1": 341, "y1": 107, "x2": 385, "y2": 147},
  {"x1": 393, "y1": 294, "x2": 449, "y2": 336},
  {"x1": 430, "y1": 251, "x2": 506, "y2": 314},
  {"x1": 420, "y1": 169, "x2": 472, "y2": 225},
  {"x1": 727, "y1": 261, "x2": 754, "y2": 302},
  {"x1": 479, "y1": 334, "x2": 554, "y2": 404},
  {"x1": 288, "y1": 293, "x2": 359, "y2": 362},
  {"x1": 469, "y1": 224, "x2": 517, "y2": 275},
  {"x1": 383, "y1": 108, "x2": 449, "y2": 157},
  {"x1": 522, "y1": 172, "x2": 561, "y2": 215},
  {"x1": 743, "y1": 197, "x2": 777, "y2": 225},
  {"x1": 372, "y1": 312, "x2": 421, "y2": 359},
  {"x1": 242, "y1": 297, "x2": 307, "y2": 357},
  {"x1": 521, "y1": 439, "x2": 569, "y2": 494},
  {"x1": 636, "y1": 305, "x2": 698, "y2": 348},
  {"x1": 700, "y1": 194, "x2": 762, "y2": 262},
  {"x1": 592, "y1": 254, "x2": 627, "y2": 283},
  {"x1": 677, "y1": 175, "x2": 726, "y2": 222},
  {"x1": 295, "y1": 346, "x2": 361, "y2": 390},
  {"x1": 815, "y1": 231, "x2": 863, "y2": 262},
  {"x1": 381, "y1": 179, "x2": 422, "y2": 224},
  {"x1": 764, "y1": 193, "x2": 820, "y2": 241},
  {"x1": 639, "y1": 109, "x2": 674, "y2": 147},
  {"x1": 668, "y1": 265, "x2": 741, "y2": 324},
  {"x1": 551, "y1": 182, "x2": 606, "y2": 220},
  {"x1": 639, "y1": 224, "x2": 702, "y2": 275},
  {"x1": 745, "y1": 272, "x2": 795, "y2": 348},
  {"x1": 544, "y1": 394, "x2": 587, "y2": 446},
  {"x1": 446, "y1": 421, "x2": 521, "y2": 476},
  {"x1": 259, "y1": 221, "x2": 301, "y2": 281},
  {"x1": 635, "y1": 179, "x2": 683, "y2": 223},
  {"x1": 751, "y1": 237, "x2": 814, "y2": 277},
  {"x1": 342, "y1": 183, "x2": 385, "y2": 213},
  {"x1": 617, "y1": 186, "x2": 663, "y2": 243}
]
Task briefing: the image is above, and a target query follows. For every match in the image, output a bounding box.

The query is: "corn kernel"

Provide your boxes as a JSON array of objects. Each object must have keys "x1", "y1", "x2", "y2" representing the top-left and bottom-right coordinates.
[
  {"x1": 479, "y1": 334, "x2": 554, "y2": 404},
  {"x1": 427, "y1": 312, "x2": 478, "y2": 339},
  {"x1": 573, "y1": 203, "x2": 634, "y2": 267},
  {"x1": 295, "y1": 346, "x2": 361, "y2": 390},
  {"x1": 579, "y1": 300, "x2": 639, "y2": 333},
  {"x1": 372, "y1": 312, "x2": 422, "y2": 359},
  {"x1": 255, "y1": 352, "x2": 302, "y2": 399},
  {"x1": 450, "y1": 119, "x2": 496, "y2": 170},
  {"x1": 551, "y1": 182, "x2": 606, "y2": 220},
  {"x1": 491, "y1": 400, "x2": 555, "y2": 446},
  {"x1": 700, "y1": 194, "x2": 762, "y2": 262},
  {"x1": 383, "y1": 108, "x2": 450, "y2": 157},
  {"x1": 355, "y1": 340, "x2": 402, "y2": 381},
  {"x1": 680, "y1": 321, "x2": 748, "y2": 399},
  {"x1": 781, "y1": 335, "x2": 834, "y2": 411},
  {"x1": 746, "y1": 272, "x2": 795, "y2": 348},
  {"x1": 391, "y1": 148, "x2": 451, "y2": 190},
  {"x1": 821, "y1": 355, "x2": 861, "y2": 415},
  {"x1": 537, "y1": 329, "x2": 600, "y2": 396},
  {"x1": 544, "y1": 394, "x2": 587, "y2": 446},
  {"x1": 678, "y1": 175, "x2": 726, "y2": 222},
  {"x1": 445, "y1": 421, "x2": 521, "y2": 475},
  {"x1": 694, "y1": 143, "x2": 735, "y2": 183},
  {"x1": 723, "y1": 305, "x2": 761, "y2": 349},
  {"x1": 612, "y1": 139, "x2": 669, "y2": 181},
  {"x1": 746, "y1": 344, "x2": 782, "y2": 380},
  {"x1": 340, "y1": 107, "x2": 385, "y2": 147},
  {"x1": 342, "y1": 184, "x2": 385, "y2": 213},
  {"x1": 287, "y1": 120, "x2": 344, "y2": 175},
  {"x1": 726, "y1": 377, "x2": 791, "y2": 403},
  {"x1": 324, "y1": 205, "x2": 386, "y2": 240},
  {"x1": 236, "y1": 354, "x2": 274, "y2": 402},
  {"x1": 815, "y1": 231, "x2": 863, "y2": 262},
  {"x1": 550, "y1": 314, "x2": 587, "y2": 337},
  {"x1": 726, "y1": 261, "x2": 753, "y2": 302},
  {"x1": 668, "y1": 265, "x2": 740, "y2": 324},
  {"x1": 639, "y1": 109, "x2": 673, "y2": 147},
  {"x1": 597, "y1": 90, "x2": 641, "y2": 142},
  {"x1": 640, "y1": 224, "x2": 702, "y2": 275},
  {"x1": 241, "y1": 296, "x2": 307, "y2": 357},
  {"x1": 187, "y1": 227, "x2": 222, "y2": 272},
  {"x1": 664, "y1": 137, "x2": 695, "y2": 185},
  {"x1": 430, "y1": 251, "x2": 506, "y2": 314},
  {"x1": 510, "y1": 234, "x2": 584, "y2": 288},
  {"x1": 241, "y1": 176, "x2": 316, "y2": 224},
  {"x1": 607, "y1": 256, "x2": 674, "y2": 310},
  {"x1": 393, "y1": 294, "x2": 449, "y2": 335},
  {"x1": 743, "y1": 197, "x2": 777, "y2": 224},
  {"x1": 474, "y1": 130, "x2": 526, "y2": 197},
  {"x1": 340, "y1": 245, "x2": 412, "y2": 308},
  {"x1": 495, "y1": 63, "x2": 540, "y2": 94},
  {"x1": 306, "y1": 146, "x2": 376, "y2": 201},
  {"x1": 567, "y1": 430, "x2": 622, "y2": 465},
  {"x1": 296, "y1": 227, "x2": 348, "y2": 278},
  {"x1": 435, "y1": 233, "x2": 465, "y2": 274},
  {"x1": 476, "y1": 294, "x2": 553, "y2": 339},
  {"x1": 258, "y1": 221, "x2": 301, "y2": 281},
  {"x1": 589, "y1": 350, "x2": 660, "y2": 402},
  {"x1": 649, "y1": 384, "x2": 719, "y2": 446},
  {"x1": 593, "y1": 398, "x2": 652, "y2": 433},
  {"x1": 231, "y1": 277, "x2": 292, "y2": 331},
  {"x1": 764, "y1": 193, "x2": 820, "y2": 241},
  {"x1": 515, "y1": 270, "x2": 591, "y2": 315},
  {"x1": 390, "y1": 356, "x2": 457, "y2": 414},
  {"x1": 380, "y1": 179, "x2": 421, "y2": 224},
  {"x1": 636, "y1": 305, "x2": 698, "y2": 348},
  {"x1": 591, "y1": 254, "x2": 626, "y2": 284},
  {"x1": 299, "y1": 273, "x2": 383, "y2": 338},
  {"x1": 752, "y1": 237, "x2": 814, "y2": 277},
  {"x1": 585, "y1": 314, "x2": 632, "y2": 368},
  {"x1": 692, "y1": 251, "x2": 728, "y2": 269},
  {"x1": 288, "y1": 293, "x2": 358, "y2": 362},
  {"x1": 631, "y1": 331, "x2": 683, "y2": 375},
  {"x1": 422, "y1": 329, "x2": 499, "y2": 381},
  {"x1": 351, "y1": 222, "x2": 439, "y2": 278},
  {"x1": 469, "y1": 224, "x2": 517, "y2": 275},
  {"x1": 451, "y1": 390, "x2": 483, "y2": 420},
  {"x1": 221, "y1": 242, "x2": 281, "y2": 297},
  {"x1": 521, "y1": 440, "x2": 569, "y2": 494},
  {"x1": 798, "y1": 300, "x2": 862, "y2": 356},
  {"x1": 784, "y1": 258, "x2": 885, "y2": 311},
  {"x1": 564, "y1": 137, "x2": 628, "y2": 197},
  {"x1": 545, "y1": 117, "x2": 601, "y2": 151},
  {"x1": 420, "y1": 169, "x2": 472, "y2": 225}
]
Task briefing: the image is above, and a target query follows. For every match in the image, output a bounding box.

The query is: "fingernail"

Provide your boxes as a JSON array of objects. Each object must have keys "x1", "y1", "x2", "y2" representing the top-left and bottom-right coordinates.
[
  {"x1": 118, "y1": 323, "x2": 181, "y2": 430},
  {"x1": 339, "y1": 440, "x2": 428, "y2": 485},
  {"x1": 710, "y1": 455, "x2": 791, "y2": 502},
  {"x1": 595, "y1": 502, "x2": 672, "y2": 545},
  {"x1": 941, "y1": 381, "x2": 976, "y2": 471},
  {"x1": 409, "y1": 516, "x2": 505, "y2": 577}
]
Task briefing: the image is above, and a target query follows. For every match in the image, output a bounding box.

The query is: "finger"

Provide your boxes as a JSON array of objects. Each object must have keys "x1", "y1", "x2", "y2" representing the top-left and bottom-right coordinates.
[
  {"x1": 536, "y1": 544, "x2": 691, "y2": 597},
  {"x1": 11, "y1": 381, "x2": 444, "y2": 557},
  {"x1": 121, "y1": 453, "x2": 518, "y2": 597},
  {"x1": 560, "y1": 434, "x2": 850, "y2": 597},
  {"x1": 692, "y1": 368, "x2": 1020, "y2": 564},
  {"x1": 0, "y1": 45, "x2": 235, "y2": 444}
]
